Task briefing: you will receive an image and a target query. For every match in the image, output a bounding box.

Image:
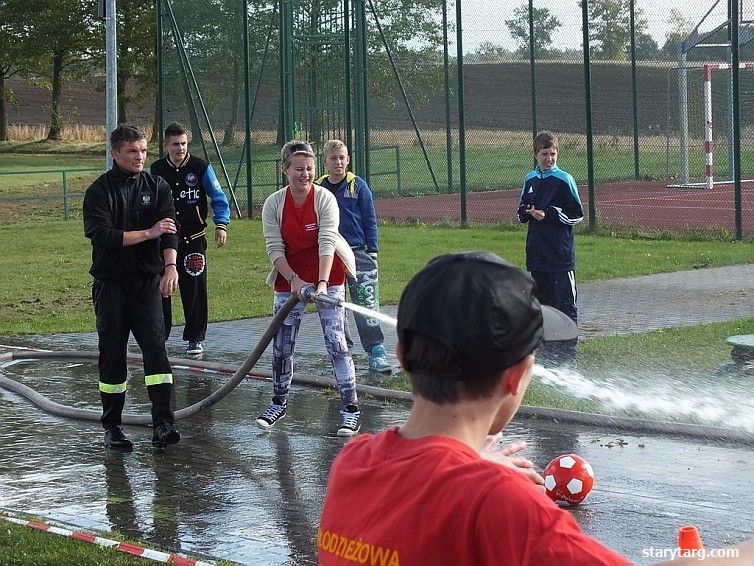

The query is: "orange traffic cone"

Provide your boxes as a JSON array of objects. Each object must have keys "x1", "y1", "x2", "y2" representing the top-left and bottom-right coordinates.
[{"x1": 678, "y1": 525, "x2": 704, "y2": 555}]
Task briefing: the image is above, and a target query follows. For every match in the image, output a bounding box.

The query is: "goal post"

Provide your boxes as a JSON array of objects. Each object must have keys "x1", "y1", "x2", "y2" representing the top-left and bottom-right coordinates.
[
  {"x1": 702, "y1": 62, "x2": 754, "y2": 189},
  {"x1": 671, "y1": 61, "x2": 754, "y2": 189}
]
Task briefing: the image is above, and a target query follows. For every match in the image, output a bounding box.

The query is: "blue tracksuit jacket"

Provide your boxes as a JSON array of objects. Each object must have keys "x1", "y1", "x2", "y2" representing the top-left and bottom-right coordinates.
[{"x1": 517, "y1": 164, "x2": 583, "y2": 272}]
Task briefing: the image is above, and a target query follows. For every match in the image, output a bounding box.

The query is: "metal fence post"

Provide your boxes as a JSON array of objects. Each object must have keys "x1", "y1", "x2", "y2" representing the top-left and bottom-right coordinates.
[
  {"x1": 353, "y1": 0, "x2": 369, "y2": 183},
  {"x1": 731, "y1": 0, "x2": 743, "y2": 240},
  {"x1": 630, "y1": 0, "x2": 640, "y2": 180},
  {"x1": 343, "y1": 0, "x2": 353, "y2": 154},
  {"x1": 442, "y1": 0, "x2": 453, "y2": 193},
  {"x1": 105, "y1": 0, "x2": 117, "y2": 170},
  {"x1": 582, "y1": 0, "x2": 596, "y2": 230},
  {"x1": 528, "y1": 0, "x2": 537, "y2": 141},
  {"x1": 243, "y1": 0, "x2": 253, "y2": 217},
  {"x1": 281, "y1": 0, "x2": 294, "y2": 142},
  {"x1": 455, "y1": 0, "x2": 467, "y2": 226},
  {"x1": 62, "y1": 171, "x2": 69, "y2": 220},
  {"x1": 156, "y1": 0, "x2": 163, "y2": 155}
]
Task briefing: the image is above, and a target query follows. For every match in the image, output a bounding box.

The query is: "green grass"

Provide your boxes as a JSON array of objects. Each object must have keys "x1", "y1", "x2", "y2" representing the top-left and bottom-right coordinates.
[
  {"x1": 1, "y1": 218, "x2": 752, "y2": 335},
  {"x1": 0, "y1": 519, "x2": 161, "y2": 565}
]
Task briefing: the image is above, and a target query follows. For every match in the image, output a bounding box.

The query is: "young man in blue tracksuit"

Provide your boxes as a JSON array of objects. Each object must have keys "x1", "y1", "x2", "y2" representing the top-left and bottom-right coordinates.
[
  {"x1": 316, "y1": 139, "x2": 391, "y2": 373},
  {"x1": 150, "y1": 122, "x2": 230, "y2": 357},
  {"x1": 518, "y1": 130, "x2": 583, "y2": 325}
]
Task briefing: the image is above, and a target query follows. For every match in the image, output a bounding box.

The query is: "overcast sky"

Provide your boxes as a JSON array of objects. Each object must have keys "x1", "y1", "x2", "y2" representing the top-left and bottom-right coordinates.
[{"x1": 459, "y1": 0, "x2": 739, "y2": 52}]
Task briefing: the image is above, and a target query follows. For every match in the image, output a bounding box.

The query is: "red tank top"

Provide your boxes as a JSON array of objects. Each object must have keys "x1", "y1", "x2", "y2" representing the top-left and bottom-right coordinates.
[{"x1": 274, "y1": 186, "x2": 345, "y2": 291}]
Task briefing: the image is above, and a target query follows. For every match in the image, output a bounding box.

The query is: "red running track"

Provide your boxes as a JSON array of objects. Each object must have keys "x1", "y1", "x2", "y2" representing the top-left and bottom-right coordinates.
[{"x1": 375, "y1": 180, "x2": 754, "y2": 234}]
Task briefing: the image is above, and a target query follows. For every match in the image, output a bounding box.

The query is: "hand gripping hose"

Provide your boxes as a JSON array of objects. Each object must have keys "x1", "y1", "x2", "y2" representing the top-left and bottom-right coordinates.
[{"x1": 299, "y1": 285, "x2": 343, "y2": 307}]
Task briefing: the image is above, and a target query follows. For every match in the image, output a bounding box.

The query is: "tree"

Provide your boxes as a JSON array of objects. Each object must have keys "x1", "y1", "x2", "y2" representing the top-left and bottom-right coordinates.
[
  {"x1": 161, "y1": 0, "x2": 276, "y2": 146},
  {"x1": 468, "y1": 42, "x2": 512, "y2": 63},
  {"x1": 660, "y1": 8, "x2": 694, "y2": 60},
  {"x1": 505, "y1": 4, "x2": 562, "y2": 58},
  {"x1": 24, "y1": 0, "x2": 101, "y2": 140},
  {"x1": 634, "y1": 32, "x2": 659, "y2": 61},
  {"x1": 116, "y1": 1, "x2": 156, "y2": 126},
  {"x1": 586, "y1": 0, "x2": 648, "y2": 61},
  {"x1": 364, "y1": 0, "x2": 446, "y2": 107},
  {"x1": 0, "y1": 1, "x2": 32, "y2": 140},
  {"x1": 155, "y1": 0, "x2": 447, "y2": 148}
]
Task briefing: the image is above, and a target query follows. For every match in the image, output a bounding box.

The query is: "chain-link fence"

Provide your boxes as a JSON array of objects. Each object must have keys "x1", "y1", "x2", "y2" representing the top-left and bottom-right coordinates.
[{"x1": 152, "y1": 0, "x2": 754, "y2": 236}]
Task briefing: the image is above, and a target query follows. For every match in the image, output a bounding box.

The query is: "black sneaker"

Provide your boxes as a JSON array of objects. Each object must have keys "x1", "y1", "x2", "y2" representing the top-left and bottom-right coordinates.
[
  {"x1": 104, "y1": 426, "x2": 133, "y2": 451},
  {"x1": 186, "y1": 341, "x2": 203, "y2": 356},
  {"x1": 152, "y1": 423, "x2": 181, "y2": 448},
  {"x1": 256, "y1": 400, "x2": 287, "y2": 429},
  {"x1": 337, "y1": 405, "x2": 361, "y2": 436}
]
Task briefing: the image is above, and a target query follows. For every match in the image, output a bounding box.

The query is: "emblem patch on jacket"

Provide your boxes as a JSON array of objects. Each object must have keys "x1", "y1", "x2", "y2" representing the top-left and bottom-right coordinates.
[{"x1": 184, "y1": 253, "x2": 205, "y2": 276}]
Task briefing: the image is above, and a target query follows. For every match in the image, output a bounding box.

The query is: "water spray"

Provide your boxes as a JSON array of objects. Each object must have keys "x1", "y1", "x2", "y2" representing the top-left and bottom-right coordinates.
[{"x1": 300, "y1": 285, "x2": 398, "y2": 326}]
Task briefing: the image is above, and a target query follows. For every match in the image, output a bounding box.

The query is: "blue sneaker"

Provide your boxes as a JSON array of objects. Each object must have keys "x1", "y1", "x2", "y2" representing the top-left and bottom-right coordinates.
[{"x1": 368, "y1": 344, "x2": 392, "y2": 374}]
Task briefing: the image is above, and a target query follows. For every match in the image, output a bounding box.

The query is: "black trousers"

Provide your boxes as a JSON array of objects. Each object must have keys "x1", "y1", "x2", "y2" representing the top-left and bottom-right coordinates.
[
  {"x1": 530, "y1": 270, "x2": 578, "y2": 367},
  {"x1": 530, "y1": 270, "x2": 578, "y2": 323},
  {"x1": 163, "y1": 235, "x2": 208, "y2": 342},
  {"x1": 93, "y1": 275, "x2": 174, "y2": 429}
]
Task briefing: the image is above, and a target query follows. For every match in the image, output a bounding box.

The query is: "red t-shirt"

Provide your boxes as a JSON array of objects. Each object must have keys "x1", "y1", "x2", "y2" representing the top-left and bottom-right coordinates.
[
  {"x1": 318, "y1": 427, "x2": 631, "y2": 566},
  {"x1": 274, "y1": 186, "x2": 345, "y2": 291}
]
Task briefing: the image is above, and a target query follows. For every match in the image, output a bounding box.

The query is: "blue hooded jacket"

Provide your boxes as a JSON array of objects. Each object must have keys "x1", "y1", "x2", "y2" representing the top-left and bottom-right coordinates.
[{"x1": 316, "y1": 172, "x2": 379, "y2": 253}]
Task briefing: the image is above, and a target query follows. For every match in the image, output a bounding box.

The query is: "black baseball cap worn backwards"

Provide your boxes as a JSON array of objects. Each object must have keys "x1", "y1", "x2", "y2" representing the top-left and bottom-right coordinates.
[{"x1": 397, "y1": 251, "x2": 578, "y2": 381}]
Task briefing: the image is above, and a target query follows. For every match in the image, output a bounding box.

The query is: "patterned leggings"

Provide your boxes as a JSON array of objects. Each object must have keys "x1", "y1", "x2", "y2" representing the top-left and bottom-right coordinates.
[{"x1": 272, "y1": 285, "x2": 357, "y2": 408}]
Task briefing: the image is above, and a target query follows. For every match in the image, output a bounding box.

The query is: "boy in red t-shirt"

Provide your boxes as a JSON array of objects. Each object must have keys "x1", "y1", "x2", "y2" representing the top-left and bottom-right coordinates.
[{"x1": 318, "y1": 251, "x2": 630, "y2": 565}]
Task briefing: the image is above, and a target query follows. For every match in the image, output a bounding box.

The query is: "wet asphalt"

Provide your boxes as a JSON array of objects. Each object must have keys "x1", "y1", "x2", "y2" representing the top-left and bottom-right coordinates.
[{"x1": 1, "y1": 264, "x2": 753, "y2": 565}]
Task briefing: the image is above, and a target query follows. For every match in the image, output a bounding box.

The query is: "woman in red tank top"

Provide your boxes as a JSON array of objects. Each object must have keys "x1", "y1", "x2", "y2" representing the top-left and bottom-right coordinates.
[{"x1": 256, "y1": 141, "x2": 360, "y2": 437}]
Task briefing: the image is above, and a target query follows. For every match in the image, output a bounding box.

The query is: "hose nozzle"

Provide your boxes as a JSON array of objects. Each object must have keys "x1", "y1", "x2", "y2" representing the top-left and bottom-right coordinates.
[{"x1": 300, "y1": 285, "x2": 343, "y2": 307}]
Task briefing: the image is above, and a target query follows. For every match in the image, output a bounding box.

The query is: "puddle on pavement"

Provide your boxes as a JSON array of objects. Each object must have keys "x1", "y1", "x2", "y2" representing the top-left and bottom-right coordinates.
[
  {"x1": 0, "y1": 359, "x2": 409, "y2": 564},
  {"x1": 2, "y1": 358, "x2": 754, "y2": 565}
]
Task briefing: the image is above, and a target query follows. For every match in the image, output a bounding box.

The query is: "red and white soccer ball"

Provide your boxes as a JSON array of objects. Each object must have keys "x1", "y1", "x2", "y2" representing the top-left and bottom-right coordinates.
[{"x1": 543, "y1": 453, "x2": 594, "y2": 507}]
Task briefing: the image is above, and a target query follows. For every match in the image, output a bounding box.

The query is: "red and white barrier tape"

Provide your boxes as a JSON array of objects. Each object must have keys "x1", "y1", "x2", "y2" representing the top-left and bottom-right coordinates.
[
  {"x1": 1, "y1": 514, "x2": 215, "y2": 565},
  {"x1": 0, "y1": 344, "x2": 51, "y2": 352}
]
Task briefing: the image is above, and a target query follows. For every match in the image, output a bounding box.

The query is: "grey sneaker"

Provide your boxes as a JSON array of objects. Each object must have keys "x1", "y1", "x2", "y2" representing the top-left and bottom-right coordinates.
[
  {"x1": 337, "y1": 405, "x2": 361, "y2": 436},
  {"x1": 368, "y1": 344, "x2": 392, "y2": 374},
  {"x1": 186, "y1": 341, "x2": 203, "y2": 356},
  {"x1": 256, "y1": 400, "x2": 287, "y2": 429}
]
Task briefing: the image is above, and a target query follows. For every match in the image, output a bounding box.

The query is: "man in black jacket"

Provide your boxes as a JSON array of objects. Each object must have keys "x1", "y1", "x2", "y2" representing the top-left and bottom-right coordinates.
[{"x1": 83, "y1": 124, "x2": 181, "y2": 451}]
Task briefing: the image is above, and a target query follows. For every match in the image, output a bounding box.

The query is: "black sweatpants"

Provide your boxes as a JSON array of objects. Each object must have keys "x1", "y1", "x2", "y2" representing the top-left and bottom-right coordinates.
[
  {"x1": 530, "y1": 270, "x2": 578, "y2": 323},
  {"x1": 163, "y1": 235, "x2": 208, "y2": 342},
  {"x1": 93, "y1": 275, "x2": 174, "y2": 429},
  {"x1": 531, "y1": 270, "x2": 578, "y2": 367}
]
